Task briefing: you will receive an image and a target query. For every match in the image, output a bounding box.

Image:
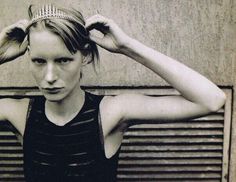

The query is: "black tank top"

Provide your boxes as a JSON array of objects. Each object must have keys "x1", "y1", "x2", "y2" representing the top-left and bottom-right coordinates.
[{"x1": 23, "y1": 92, "x2": 119, "y2": 182}]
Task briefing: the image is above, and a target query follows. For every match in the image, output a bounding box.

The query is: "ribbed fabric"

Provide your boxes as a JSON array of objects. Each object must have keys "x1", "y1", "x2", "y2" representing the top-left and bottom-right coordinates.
[{"x1": 23, "y1": 92, "x2": 119, "y2": 182}]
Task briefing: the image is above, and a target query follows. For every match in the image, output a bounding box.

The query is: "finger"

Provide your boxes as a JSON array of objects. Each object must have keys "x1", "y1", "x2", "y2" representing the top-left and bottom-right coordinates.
[
  {"x1": 3, "y1": 20, "x2": 30, "y2": 43},
  {"x1": 19, "y1": 37, "x2": 29, "y2": 53},
  {"x1": 85, "y1": 14, "x2": 110, "y2": 31},
  {"x1": 89, "y1": 33, "x2": 105, "y2": 48},
  {"x1": 5, "y1": 19, "x2": 29, "y2": 33},
  {"x1": 16, "y1": 19, "x2": 29, "y2": 32}
]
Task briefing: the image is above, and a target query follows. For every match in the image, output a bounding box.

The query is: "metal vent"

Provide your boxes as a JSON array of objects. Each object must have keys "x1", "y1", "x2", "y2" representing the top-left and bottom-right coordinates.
[
  {"x1": 0, "y1": 122, "x2": 24, "y2": 181},
  {"x1": 115, "y1": 89, "x2": 231, "y2": 182},
  {"x1": 117, "y1": 113, "x2": 224, "y2": 182}
]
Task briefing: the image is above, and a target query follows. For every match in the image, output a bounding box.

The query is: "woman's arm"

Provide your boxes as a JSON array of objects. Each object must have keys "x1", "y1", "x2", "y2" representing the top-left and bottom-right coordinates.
[
  {"x1": 0, "y1": 19, "x2": 29, "y2": 64},
  {"x1": 0, "y1": 98, "x2": 29, "y2": 136},
  {"x1": 119, "y1": 38, "x2": 226, "y2": 112},
  {"x1": 0, "y1": 20, "x2": 30, "y2": 135},
  {"x1": 86, "y1": 15, "x2": 226, "y2": 133}
]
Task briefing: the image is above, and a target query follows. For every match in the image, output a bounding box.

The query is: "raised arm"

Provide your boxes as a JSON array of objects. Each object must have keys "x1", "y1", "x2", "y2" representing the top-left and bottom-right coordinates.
[
  {"x1": 86, "y1": 14, "x2": 227, "y2": 158},
  {"x1": 116, "y1": 37, "x2": 226, "y2": 116},
  {"x1": 86, "y1": 14, "x2": 225, "y2": 123},
  {"x1": 0, "y1": 20, "x2": 30, "y2": 135}
]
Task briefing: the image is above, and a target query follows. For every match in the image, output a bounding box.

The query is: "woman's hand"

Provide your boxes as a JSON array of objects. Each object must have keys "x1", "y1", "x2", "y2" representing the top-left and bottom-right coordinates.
[
  {"x1": 0, "y1": 19, "x2": 29, "y2": 64},
  {"x1": 85, "y1": 14, "x2": 131, "y2": 54}
]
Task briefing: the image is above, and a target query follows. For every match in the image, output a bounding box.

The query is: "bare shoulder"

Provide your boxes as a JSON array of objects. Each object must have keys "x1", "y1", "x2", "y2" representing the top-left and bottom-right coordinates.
[
  {"x1": 100, "y1": 93, "x2": 141, "y2": 115},
  {"x1": 99, "y1": 93, "x2": 144, "y2": 136},
  {"x1": 0, "y1": 98, "x2": 30, "y2": 135},
  {"x1": 0, "y1": 98, "x2": 30, "y2": 116}
]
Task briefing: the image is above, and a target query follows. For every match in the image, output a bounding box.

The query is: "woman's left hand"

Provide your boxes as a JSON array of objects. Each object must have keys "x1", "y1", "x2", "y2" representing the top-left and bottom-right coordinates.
[{"x1": 85, "y1": 14, "x2": 131, "y2": 54}]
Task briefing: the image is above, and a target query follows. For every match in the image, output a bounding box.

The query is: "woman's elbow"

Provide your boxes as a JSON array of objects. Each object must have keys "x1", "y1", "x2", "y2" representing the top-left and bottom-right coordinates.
[{"x1": 207, "y1": 90, "x2": 226, "y2": 112}]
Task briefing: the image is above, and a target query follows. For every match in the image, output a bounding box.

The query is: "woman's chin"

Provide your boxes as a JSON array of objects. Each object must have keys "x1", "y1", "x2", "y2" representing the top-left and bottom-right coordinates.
[{"x1": 43, "y1": 93, "x2": 65, "y2": 102}]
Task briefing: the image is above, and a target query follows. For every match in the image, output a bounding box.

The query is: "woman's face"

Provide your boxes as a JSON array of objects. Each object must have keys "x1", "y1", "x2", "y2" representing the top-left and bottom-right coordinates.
[{"x1": 28, "y1": 29, "x2": 84, "y2": 102}]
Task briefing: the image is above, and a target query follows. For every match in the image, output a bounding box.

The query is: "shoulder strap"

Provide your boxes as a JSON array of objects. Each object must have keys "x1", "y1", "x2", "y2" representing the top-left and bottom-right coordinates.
[
  {"x1": 86, "y1": 91, "x2": 104, "y2": 107},
  {"x1": 25, "y1": 98, "x2": 35, "y2": 123}
]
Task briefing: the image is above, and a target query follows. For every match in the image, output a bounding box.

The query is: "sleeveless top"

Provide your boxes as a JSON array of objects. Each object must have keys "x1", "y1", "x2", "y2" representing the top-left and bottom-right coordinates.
[{"x1": 23, "y1": 92, "x2": 120, "y2": 182}]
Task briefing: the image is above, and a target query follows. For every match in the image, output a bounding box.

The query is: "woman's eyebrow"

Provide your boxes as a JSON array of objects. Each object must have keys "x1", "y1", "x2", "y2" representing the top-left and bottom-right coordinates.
[
  {"x1": 54, "y1": 57, "x2": 74, "y2": 61},
  {"x1": 31, "y1": 57, "x2": 45, "y2": 60}
]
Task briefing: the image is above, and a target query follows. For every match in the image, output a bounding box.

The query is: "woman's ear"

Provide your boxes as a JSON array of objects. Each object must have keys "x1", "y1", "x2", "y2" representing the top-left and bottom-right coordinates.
[
  {"x1": 27, "y1": 45, "x2": 30, "y2": 54},
  {"x1": 82, "y1": 53, "x2": 92, "y2": 66},
  {"x1": 82, "y1": 43, "x2": 92, "y2": 65}
]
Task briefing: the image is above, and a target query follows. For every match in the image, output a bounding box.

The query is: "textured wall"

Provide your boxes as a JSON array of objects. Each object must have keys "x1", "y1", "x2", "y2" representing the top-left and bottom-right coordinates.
[
  {"x1": 0, "y1": 0, "x2": 235, "y2": 87},
  {"x1": 0, "y1": 0, "x2": 235, "y2": 181}
]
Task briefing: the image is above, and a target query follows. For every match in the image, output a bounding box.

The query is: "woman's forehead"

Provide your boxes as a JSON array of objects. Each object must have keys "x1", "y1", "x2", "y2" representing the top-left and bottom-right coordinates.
[{"x1": 29, "y1": 29, "x2": 73, "y2": 58}]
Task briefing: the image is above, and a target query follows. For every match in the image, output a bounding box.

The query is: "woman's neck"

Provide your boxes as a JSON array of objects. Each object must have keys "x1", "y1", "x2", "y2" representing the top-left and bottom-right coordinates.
[{"x1": 45, "y1": 87, "x2": 85, "y2": 126}]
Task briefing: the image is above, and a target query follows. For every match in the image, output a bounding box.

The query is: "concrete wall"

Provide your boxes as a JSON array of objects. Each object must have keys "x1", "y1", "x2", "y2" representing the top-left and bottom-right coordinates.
[{"x1": 0, "y1": 0, "x2": 235, "y2": 181}]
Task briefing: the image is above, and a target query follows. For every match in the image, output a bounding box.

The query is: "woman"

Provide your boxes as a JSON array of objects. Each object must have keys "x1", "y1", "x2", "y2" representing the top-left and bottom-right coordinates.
[{"x1": 0, "y1": 4, "x2": 226, "y2": 182}]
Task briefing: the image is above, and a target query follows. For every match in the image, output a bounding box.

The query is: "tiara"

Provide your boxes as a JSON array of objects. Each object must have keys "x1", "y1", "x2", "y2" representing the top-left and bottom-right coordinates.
[{"x1": 30, "y1": 4, "x2": 77, "y2": 24}]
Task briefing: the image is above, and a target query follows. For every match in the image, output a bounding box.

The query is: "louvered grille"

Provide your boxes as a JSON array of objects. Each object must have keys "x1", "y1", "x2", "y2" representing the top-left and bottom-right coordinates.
[
  {"x1": 0, "y1": 122, "x2": 24, "y2": 182},
  {"x1": 0, "y1": 88, "x2": 232, "y2": 182},
  {"x1": 117, "y1": 112, "x2": 224, "y2": 182}
]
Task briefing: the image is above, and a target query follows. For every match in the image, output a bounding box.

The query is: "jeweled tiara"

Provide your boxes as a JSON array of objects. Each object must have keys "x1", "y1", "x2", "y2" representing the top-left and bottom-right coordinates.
[{"x1": 30, "y1": 4, "x2": 77, "y2": 24}]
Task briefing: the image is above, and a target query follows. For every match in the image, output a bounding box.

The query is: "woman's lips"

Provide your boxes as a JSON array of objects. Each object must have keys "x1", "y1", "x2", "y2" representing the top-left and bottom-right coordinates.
[{"x1": 42, "y1": 87, "x2": 64, "y2": 94}]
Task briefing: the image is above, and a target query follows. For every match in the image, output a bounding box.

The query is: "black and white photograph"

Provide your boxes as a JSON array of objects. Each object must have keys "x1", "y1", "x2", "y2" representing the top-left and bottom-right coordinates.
[{"x1": 0, "y1": 0, "x2": 235, "y2": 182}]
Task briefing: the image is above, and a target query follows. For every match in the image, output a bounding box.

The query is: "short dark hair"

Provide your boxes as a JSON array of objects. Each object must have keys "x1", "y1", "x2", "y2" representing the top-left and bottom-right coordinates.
[{"x1": 27, "y1": 5, "x2": 99, "y2": 65}]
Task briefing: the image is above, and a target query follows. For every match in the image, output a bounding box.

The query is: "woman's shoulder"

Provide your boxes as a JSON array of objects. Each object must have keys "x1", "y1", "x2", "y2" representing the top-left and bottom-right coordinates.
[
  {"x1": 0, "y1": 97, "x2": 30, "y2": 135},
  {"x1": 100, "y1": 93, "x2": 143, "y2": 108},
  {"x1": 99, "y1": 93, "x2": 147, "y2": 124},
  {"x1": 0, "y1": 97, "x2": 30, "y2": 113},
  {"x1": 99, "y1": 93, "x2": 131, "y2": 122}
]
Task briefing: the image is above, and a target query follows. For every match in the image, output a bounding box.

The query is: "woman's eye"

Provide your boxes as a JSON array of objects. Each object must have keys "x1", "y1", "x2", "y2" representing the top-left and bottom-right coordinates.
[
  {"x1": 56, "y1": 58, "x2": 72, "y2": 65},
  {"x1": 31, "y1": 59, "x2": 46, "y2": 65}
]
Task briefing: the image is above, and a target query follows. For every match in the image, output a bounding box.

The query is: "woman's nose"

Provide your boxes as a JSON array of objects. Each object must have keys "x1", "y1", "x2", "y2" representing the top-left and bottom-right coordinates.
[{"x1": 45, "y1": 63, "x2": 58, "y2": 84}]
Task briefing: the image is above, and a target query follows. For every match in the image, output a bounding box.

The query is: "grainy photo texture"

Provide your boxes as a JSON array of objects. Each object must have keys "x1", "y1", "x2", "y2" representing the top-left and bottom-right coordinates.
[{"x1": 0, "y1": 0, "x2": 235, "y2": 182}]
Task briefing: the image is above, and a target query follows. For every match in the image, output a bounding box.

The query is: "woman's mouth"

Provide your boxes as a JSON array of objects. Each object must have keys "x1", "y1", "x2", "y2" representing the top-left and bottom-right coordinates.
[{"x1": 42, "y1": 87, "x2": 63, "y2": 94}]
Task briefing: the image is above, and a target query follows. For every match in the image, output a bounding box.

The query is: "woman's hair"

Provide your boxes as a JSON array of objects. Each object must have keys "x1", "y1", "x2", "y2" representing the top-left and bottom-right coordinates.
[{"x1": 26, "y1": 4, "x2": 99, "y2": 65}]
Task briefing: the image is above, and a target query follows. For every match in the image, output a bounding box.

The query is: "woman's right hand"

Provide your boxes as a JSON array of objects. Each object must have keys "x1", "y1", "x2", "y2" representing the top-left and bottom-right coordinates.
[{"x1": 0, "y1": 20, "x2": 29, "y2": 63}]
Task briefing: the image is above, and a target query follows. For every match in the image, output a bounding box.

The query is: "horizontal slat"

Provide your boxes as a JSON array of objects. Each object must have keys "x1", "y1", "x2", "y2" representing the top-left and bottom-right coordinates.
[
  {"x1": 0, "y1": 157, "x2": 23, "y2": 161},
  {"x1": 0, "y1": 139, "x2": 20, "y2": 143},
  {"x1": 119, "y1": 152, "x2": 222, "y2": 158},
  {"x1": 0, "y1": 132, "x2": 16, "y2": 136},
  {"x1": 122, "y1": 137, "x2": 223, "y2": 144},
  {"x1": 116, "y1": 180, "x2": 220, "y2": 182},
  {"x1": 124, "y1": 130, "x2": 223, "y2": 136},
  {"x1": 0, "y1": 154, "x2": 23, "y2": 158},
  {"x1": 128, "y1": 120, "x2": 224, "y2": 126},
  {"x1": 0, "y1": 146, "x2": 22, "y2": 149},
  {"x1": 0, "y1": 88, "x2": 40, "y2": 96},
  {"x1": 129, "y1": 123, "x2": 224, "y2": 129},
  {"x1": 117, "y1": 166, "x2": 221, "y2": 172},
  {"x1": 0, "y1": 167, "x2": 23, "y2": 172},
  {"x1": 117, "y1": 172, "x2": 221, "y2": 179},
  {"x1": 120, "y1": 145, "x2": 223, "y2": 152},
  {"x1": 0, "y1": 150, "x2": 23, "y2": 154},
  {"x1": 0, "y1": 174, "x2": 24, "y2": 178},
  {"x1": 118, "y1": 159, "x2": 222, "y2": 166},
  {"x1": 0, "y1": 179, "x2": 25, "y2": 182},
  {"x1": 0, "y1": 161, "x2": 23, "y2": 165}
]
